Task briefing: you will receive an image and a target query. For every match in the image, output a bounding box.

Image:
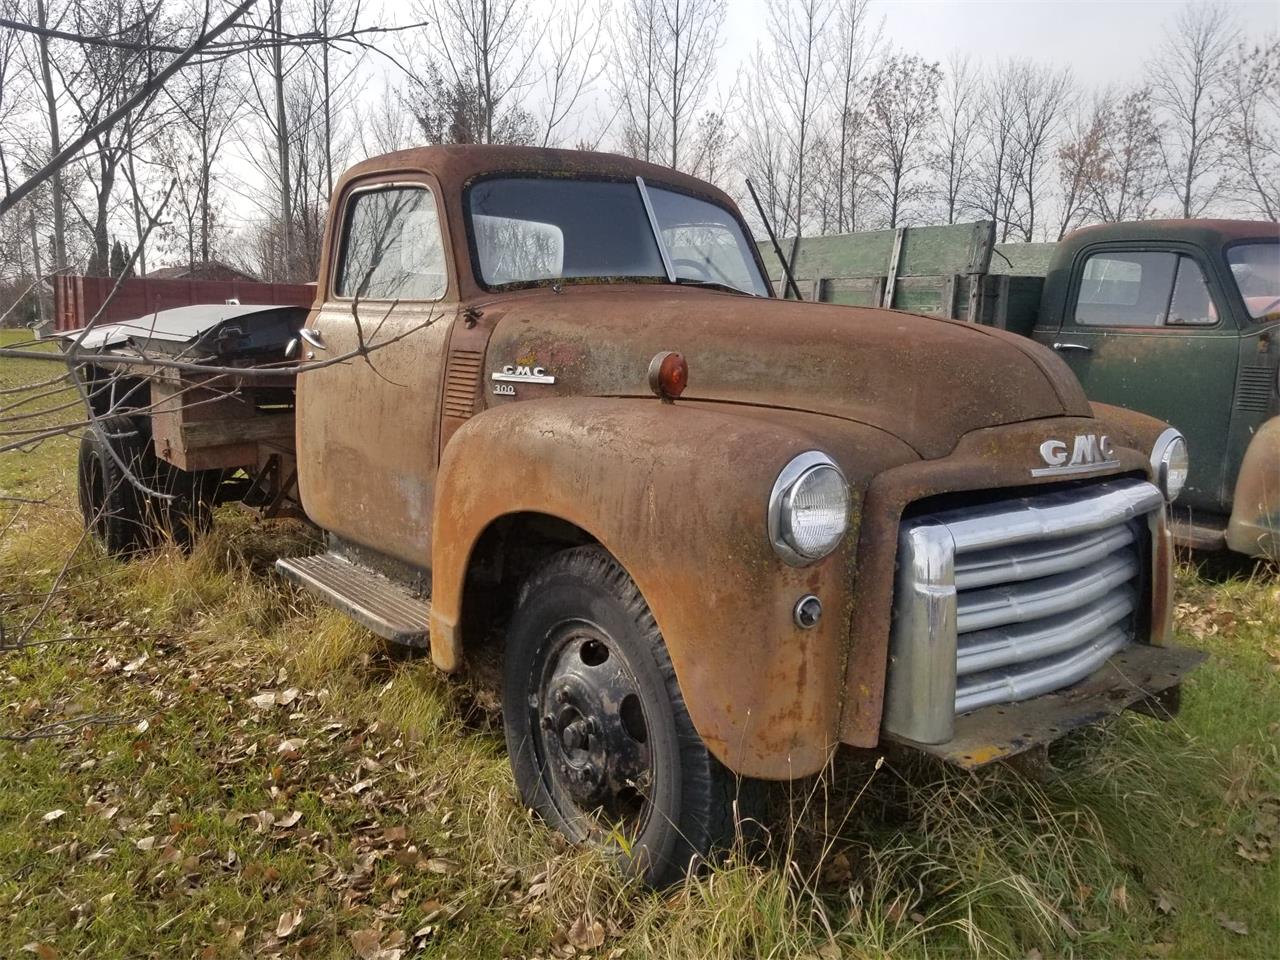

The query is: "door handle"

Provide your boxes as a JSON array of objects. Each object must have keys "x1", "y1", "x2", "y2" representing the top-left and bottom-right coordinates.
[
  {"x1": 1052, "y1": 342, "x2": 1092, "y2": 353},
  {"x1": 299, "y1": 328, "x2": 327, "y2": 351}
]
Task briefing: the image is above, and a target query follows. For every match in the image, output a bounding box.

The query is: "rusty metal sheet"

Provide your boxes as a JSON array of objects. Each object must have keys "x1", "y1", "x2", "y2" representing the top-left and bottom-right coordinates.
[
  {"x1": 1227, "y1": 415, "x2": 1280, "y2": 559},
  {"x1": 885, "y1": 643, "x2": 1206, "y2": 769}
]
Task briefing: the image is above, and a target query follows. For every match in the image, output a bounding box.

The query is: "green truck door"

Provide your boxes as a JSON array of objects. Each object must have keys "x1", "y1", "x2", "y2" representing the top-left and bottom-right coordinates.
[{"x1": 1037, "y1": 247, "x2": 1238, "y2": 512}]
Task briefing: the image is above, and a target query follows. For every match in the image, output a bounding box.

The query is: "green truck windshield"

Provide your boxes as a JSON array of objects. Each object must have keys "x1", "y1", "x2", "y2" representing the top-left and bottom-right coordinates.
[
  {"x1": 467, "y1": 177, "x2": 768, "y2": 296},
  {"x1": 1228, "y1": 242, "x2": 1280, "y2": 321}
]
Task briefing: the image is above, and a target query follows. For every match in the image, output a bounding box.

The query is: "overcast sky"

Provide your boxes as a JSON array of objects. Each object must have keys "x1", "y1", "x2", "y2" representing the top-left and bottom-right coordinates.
[{"x1": 719, "y1": 0, "x2": 1280, "y2": 88}]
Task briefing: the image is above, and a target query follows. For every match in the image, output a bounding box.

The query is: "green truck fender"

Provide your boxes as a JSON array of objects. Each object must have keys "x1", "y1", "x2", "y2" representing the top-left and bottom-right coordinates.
[
  {"x1": 426, "y1": 395, "x2": 915, "y2": 779},
  {"x1": 1226, "y1": 416, "x2": 1280, "y2": 560}
]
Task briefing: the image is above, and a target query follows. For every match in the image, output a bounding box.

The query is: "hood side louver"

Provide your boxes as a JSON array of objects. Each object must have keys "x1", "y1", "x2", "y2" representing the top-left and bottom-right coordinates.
[
  {"x1": 1236, "y1": 365, "x2": 1274, "y2": 413},
  {"x1": 443, "y1": 349, "x2": 484, "y2": 420}
]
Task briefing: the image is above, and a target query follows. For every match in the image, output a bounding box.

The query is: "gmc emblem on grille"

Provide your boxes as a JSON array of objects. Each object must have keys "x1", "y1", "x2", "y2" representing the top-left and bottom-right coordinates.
[{"x1": 1032, "y1": 434, "x2": 1120, "y2": 477}]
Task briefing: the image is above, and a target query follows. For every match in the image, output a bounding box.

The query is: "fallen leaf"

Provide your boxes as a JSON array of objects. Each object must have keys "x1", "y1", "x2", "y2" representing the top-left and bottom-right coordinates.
[
  {"x1": 41, "y1": 809, "x2": 66, "y2": 823},
  {"x1": 1216, "y1": 913, "x2": 1248, "y2": 936},
  {"x1": 249, "y1": 692, "x2": 278, "y2": 710},
  {"x1": 135, "y1": 836, "x2": 157, "y2": 851},
  {"x1": 349, "y1": 929, "x2": 383, "y2": 960},
  {"x1": 275, "y1": 811, "x2": 303, "y2": 829},
  {"x1": 566, "y1": 915, "x2": 605, "y2": 949},
  {"x1": 277, "y1": 738, "x2": 307, "y2": 753},
  {"x1": 818, "y1": 942, "x2": 841, "y2": 960},
  {"x1": 275, "y1": 910, "x2": 302, "y2": 938},
  {"x1": 134, "y1": 719, "x2": 150, "y2": 734},
  {"x1": 22, "y1": 945, "x2": 58, "y2": 960},
  {"x1": 1155, "y1": 889, "x2": 1177, "y2": 915}
]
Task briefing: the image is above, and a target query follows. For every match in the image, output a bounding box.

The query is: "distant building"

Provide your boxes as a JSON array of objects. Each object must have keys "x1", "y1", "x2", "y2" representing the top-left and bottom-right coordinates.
[{"x1": 148, "y1": 261, "x2": 260, "y2": 283}]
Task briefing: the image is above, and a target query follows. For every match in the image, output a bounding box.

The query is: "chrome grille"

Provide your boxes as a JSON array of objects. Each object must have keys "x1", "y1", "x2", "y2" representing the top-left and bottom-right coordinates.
[{"x1": 882, "y1": 478, "x2": 1165, "y2": 744}]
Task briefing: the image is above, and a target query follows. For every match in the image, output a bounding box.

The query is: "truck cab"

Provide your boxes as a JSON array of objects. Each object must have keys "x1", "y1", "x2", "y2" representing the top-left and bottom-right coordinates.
[
  {"x1": 1031, "y1": 221, "x2": 1279, "y2": 558},
  {"x1": 69, "y1": 146, "x2": 1203, "y2": 884}
]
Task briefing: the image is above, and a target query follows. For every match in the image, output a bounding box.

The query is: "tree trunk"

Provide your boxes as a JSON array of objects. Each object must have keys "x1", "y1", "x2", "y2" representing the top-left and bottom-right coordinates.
[{"x1": 35, "y1": 0, "x2": 66, "y2": 273}]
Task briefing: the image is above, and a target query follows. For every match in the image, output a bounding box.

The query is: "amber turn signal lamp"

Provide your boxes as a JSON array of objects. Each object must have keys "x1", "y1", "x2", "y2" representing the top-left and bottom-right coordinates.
[{"x1": 648, "y1": 351, "x2": 688, "y2": 401}]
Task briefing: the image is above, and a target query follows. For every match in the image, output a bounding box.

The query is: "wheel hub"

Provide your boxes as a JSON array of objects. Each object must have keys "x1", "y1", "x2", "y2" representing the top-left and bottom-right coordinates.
[{"x1": 534, "y1": 627, "x2": 652, "y2": 826}]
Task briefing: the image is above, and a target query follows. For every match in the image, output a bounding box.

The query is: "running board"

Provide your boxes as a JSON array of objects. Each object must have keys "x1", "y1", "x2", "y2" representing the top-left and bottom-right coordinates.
[{"x1": 275, "y1": 552, "x2": 430, "y2": 647}]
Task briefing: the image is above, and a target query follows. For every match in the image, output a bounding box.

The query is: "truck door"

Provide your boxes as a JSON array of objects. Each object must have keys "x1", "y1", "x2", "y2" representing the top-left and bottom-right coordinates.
[
  {"x1": 295, "y1": 179, "x2": 455, "y2": 568},
  {"x1": 1045, "y1": 247, "x2": 1238, "y2": 511}
]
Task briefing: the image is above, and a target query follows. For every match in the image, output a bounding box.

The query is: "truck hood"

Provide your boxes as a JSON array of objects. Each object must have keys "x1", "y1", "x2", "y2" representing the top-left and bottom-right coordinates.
[{"x1": 483, "y1": 286, "x2": 1092, "y2": 459}]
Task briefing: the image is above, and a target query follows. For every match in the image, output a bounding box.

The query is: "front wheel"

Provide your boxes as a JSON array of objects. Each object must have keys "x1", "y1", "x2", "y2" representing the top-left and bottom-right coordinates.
[{"x1": 502, "y1": 546, "x2": 755, "y2": 885}]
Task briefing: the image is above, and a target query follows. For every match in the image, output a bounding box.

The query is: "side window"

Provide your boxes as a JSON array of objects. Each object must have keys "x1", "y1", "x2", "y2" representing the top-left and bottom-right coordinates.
[
  {"x1": 336, "y1": 186, "x2": 447, "y2": 300},
  {"x1": 1074, "y1": 251, "x2": 1177, "y2": 327},
  {"x1": 1167, "y1": 256, "x2": 1218, "y2": 325}
]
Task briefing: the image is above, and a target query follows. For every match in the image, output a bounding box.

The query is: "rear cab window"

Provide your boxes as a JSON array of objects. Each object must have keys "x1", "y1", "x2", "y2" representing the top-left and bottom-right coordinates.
[
  {"x1": 1074, "y1": 251, "x2": 1218, "y2": 328},
  {"x1": 336, "y1": 186, "x2": 447, "y2": 300}
]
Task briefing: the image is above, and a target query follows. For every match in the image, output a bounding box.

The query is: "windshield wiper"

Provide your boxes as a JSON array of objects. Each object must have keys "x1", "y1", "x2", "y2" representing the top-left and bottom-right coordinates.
[{"x1": 673, "y1": 278, "x2": 752, "y2": 296}]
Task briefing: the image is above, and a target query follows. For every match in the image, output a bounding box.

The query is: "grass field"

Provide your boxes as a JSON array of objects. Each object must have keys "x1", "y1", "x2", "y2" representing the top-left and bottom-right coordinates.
[{"x1": 1, "y1": 328, "x2": 1277, "y2": 959}]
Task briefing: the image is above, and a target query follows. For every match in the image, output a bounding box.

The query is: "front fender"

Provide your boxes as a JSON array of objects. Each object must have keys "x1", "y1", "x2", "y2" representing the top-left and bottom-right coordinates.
[
  {"x1": 428, "y1": 396, "x2": 914, "y2": 779},
  {"x1": 1088, "y1": 401, "x2": 1172, "y2": 467},
  {"x1": 1227, "y1": 416, "x2": 1280, "y2": 559}
]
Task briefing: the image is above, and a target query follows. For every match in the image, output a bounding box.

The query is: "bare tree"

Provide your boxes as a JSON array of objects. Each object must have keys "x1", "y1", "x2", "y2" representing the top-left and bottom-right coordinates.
[
  {"x1": 1221, "y1": 37, "x2": 1280, "y2": 220},
  {"x1": 161, "y1": 32, "x2": 243, "y2": 268},
  {"x1": 827, "y1": 0, "x2": 881, "y2": 233},
  {"x1": 1090, "y1": 87, "x2": 1163, "y2": 223},
  {"x1": 539, "y1": 0, "x2": 608, "y2": 148},
  {"x1": 1056, "y1": 93, "x2": 1108, "y2": 239},
  {"x1": 762, "y1": 0, "x2": 833, "y2": 238},
  {"x1": 407, "y1": 0, "x2": 542, "y2": 146},
  {"x1": 659, "y1": 0, "x2": 725, "y2": 169},
  {"x1": 865, "y1": 52, "x2": 940, "y2": 228},
  {"x1": 931, "y1": 52, "x2": 979, "y2": 225},
  {"x1": 1006, "y1": 61, "x2": 1072, "y2": 241},
  {"x1": 25, "y1": 0, "x2": 69, "y2": 272},
  {"x1": 1149, "y1": 1, "x2": 1238, "y2": 218},
  {"x1": 613, "y1": 0, "x2": 664, "y2": 162},
  {"x1": 57, "y1": 0, "x2": 174, "y2": 275},
  {"x1": 966, "y1": 62, "x2": 1020, "y2": 240}
]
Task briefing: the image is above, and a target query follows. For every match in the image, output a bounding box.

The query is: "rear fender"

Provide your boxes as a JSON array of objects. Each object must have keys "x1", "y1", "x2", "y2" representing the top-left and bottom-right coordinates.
[{"x1": 429, "y1": 396, "x2": 905, "y2": 778}]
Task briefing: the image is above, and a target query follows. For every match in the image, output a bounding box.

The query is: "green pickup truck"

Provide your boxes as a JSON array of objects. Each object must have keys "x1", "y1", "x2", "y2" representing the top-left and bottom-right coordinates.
[{"x1": 762, "y1": 219, "x2": 1280, "y2": 560}]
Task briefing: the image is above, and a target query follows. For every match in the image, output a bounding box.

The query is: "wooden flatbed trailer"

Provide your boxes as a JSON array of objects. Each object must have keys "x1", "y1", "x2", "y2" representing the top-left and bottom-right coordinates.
[{"x1": 61, "y1": 299, "x2": 311, "y2": 550}]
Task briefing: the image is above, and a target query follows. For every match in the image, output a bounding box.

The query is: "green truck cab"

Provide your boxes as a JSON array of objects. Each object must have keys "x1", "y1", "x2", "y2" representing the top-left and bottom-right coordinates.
[
  {"x1": 764, "y1": 219, "x2": 1280, "y2": 559},
  {"x1": 1030, "y1": 221, "x2": 1278, "y2": 558}
]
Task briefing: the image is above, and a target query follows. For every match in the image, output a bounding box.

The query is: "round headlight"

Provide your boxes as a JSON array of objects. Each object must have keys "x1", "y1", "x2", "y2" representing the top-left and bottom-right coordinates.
[
  {"x1": 768, "y1": 452, "x2": 850, "y2": 564},
  {"x1": 1150, "y1": 428, "x2": 1189, "y2": 502}
]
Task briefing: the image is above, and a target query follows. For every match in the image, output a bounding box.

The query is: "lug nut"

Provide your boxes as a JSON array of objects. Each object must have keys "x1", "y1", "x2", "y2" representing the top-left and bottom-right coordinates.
[{"x1": 554, "y1": 687, "x2": 570, "y2": 704}]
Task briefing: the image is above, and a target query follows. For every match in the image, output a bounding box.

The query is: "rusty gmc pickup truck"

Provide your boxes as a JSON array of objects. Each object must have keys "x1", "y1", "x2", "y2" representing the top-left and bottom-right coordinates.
[{"x1": 64, "y1": 145, "x2": 1204, "y2": 883}]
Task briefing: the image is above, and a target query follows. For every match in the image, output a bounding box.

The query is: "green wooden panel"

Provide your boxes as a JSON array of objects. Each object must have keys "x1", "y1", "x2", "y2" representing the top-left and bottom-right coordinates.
[
  {"x1": 758, "y1": 221, "x2": 994, "y2": 285},
  {"x1": 990, "y1": 242, "x2": 1056, "y2": 277}
]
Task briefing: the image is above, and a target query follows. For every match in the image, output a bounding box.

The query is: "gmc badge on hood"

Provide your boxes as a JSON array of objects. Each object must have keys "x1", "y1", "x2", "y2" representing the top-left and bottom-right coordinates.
[{"x1": 1032, "y1": 434, "x2": 1120, "y2": 477}]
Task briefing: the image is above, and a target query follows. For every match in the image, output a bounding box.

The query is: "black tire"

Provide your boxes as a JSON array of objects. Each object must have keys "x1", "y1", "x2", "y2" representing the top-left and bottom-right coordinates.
[
  {"x1": 502, "y1": 545, "x2": 755, "y2": 885},
  {"x1": 77, "y1": 416, "x2": 153, "y2": 556},
  {"x1": 77, "y1": 416, "x2": 219, "y2": 556}
]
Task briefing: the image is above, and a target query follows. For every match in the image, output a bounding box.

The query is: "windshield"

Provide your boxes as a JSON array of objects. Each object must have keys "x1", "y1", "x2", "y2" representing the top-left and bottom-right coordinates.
[
  {"x1": 1227, "y1": 242, "x2": 1280, "y2": 321},
  {"x1": 467, "y1": 177, "x2": 768, "y2": 295}
]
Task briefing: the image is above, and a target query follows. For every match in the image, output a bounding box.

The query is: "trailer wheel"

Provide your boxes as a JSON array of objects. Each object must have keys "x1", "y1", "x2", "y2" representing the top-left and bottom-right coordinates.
[
  {"x1": 502, "y1": 545, "x2": 757, "y2": 885},
  {"x1": 77, "y1": 416, "x2": 153, "y2": 556},
  {"x1": 77, "y1": 417, "x2": 219, "y2": 555}
]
